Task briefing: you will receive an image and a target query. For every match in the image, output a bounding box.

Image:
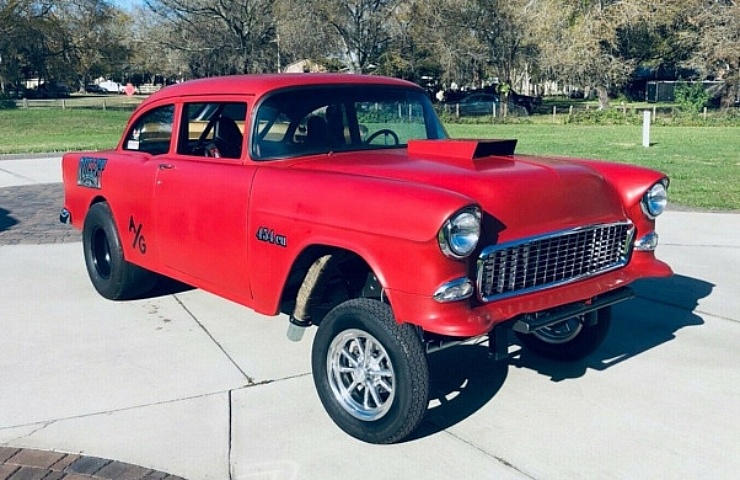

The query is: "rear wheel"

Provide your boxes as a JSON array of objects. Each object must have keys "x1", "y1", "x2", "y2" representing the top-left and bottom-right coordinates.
[
  {"x1": 312, "y1": 298, "x2": 429, "y2": 444},
  {"x1": 82, "y1": 202, "x2": 156, "y2": 300},
  {"x1": 515, "y1": 308, "x2": 612, "y2": 361}
]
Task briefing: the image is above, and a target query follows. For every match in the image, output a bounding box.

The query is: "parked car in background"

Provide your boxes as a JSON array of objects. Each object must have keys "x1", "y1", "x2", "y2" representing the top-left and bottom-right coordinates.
[
  {"x1": 32, "y1": 82, "x2": 71, "y2": 98},
  {"x1": 456, "y1": 92, "x2": 529, "y2": 117},
  {"x1": 457, "y1": 93, "x2": 501, "y2": 115},
  {"x1": 510, "y1": 90, "x2": 542, "y2": 113},
  {"x1": 85, "y1": 84, "x2": 107, "y2": 94},
  {"x1": 98, "y1": 80, "x2": 123, "y2": 93},
  {"x1": 1, "y1": 85, "x2": 25, "y2": 99},
  {"x1": 61, "y1": 73, "x2": 672, "y2": 445}
]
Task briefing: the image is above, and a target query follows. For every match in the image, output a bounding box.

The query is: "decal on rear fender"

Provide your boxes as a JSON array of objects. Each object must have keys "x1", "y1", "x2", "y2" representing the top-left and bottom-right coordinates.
[
  {"x1": 128, "y1": 216, "x2": 147, "y2": 254},
  {"x1": 77, "y1": 156, "x2": 108, "y2": 189}
]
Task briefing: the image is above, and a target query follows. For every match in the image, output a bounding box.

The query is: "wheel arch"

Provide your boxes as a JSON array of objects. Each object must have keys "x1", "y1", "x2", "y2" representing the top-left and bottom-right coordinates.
[
  {"x1": 84, "y1": 195, "x2": 144, "y2": 268},
  {"x1": 279, "y1": 244, "x2": 386, "y2": 326},
  {"x1": 88, "y1": 194, "x2": 108, "y2": 209},
  {"x1": 81, "y1": 200, "x2": 157, "y2": 300}
]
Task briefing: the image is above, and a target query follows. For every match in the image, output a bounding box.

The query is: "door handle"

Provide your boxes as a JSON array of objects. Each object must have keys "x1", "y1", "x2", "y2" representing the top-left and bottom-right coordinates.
[{"x1": 158, "y1": 163, "x2": 174, "y2": 170}]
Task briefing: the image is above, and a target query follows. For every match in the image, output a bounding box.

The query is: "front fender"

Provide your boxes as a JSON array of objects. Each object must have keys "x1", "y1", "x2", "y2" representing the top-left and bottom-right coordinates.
[
  {"x1": 247, "y1": 167, "x2": 475, "y2": 315},
  {"x1": 567, "y1": 159, "x2": 668, "y2": 211}
]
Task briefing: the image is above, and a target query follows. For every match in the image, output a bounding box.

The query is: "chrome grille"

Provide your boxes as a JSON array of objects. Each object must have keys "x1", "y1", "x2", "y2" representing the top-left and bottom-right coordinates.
[{"x1": 477, "y1": 222, "x2": 634, "y2": 302}]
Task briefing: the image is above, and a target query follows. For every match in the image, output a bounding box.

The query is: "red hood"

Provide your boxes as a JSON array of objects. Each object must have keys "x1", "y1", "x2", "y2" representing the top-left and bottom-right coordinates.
[{"x1": 289, "y1": 140, "x2": 626, "y2": 242}]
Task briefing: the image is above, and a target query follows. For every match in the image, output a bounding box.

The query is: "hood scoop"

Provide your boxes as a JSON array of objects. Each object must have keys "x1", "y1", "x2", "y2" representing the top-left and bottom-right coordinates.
[{"x1": 407, "y1": 138, "x2": 517, "y2": 160}]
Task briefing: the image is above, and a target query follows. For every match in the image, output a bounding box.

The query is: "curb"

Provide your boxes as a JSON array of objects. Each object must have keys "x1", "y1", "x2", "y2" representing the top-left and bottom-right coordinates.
[
  {"x1": 0, "y1": 447, "x2": 185, "y2": 480},
  {"x1": 0, "y1": 153, "x2": 64, "y2": 161}
]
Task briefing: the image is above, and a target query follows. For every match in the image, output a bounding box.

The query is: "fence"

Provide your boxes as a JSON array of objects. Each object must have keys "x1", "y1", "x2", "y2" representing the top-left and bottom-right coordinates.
[
  {"x1": 434, "y1": 101, "x2": 732, "y2": 124},
  {"x1": 645, "y1": 81, "x2": 724, "y2": 103},
  {"x1": 14, "y1": 96, "x2": 144, "y2": 111},
  {"x1": 436, "y1": 101, "x2": 529, "y2": 119}
]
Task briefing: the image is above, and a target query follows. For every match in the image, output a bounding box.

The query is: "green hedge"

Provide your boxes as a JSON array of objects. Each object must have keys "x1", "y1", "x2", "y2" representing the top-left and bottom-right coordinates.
[{"x1": 0, "y1": 94, "x2": 17, "y2": 110}]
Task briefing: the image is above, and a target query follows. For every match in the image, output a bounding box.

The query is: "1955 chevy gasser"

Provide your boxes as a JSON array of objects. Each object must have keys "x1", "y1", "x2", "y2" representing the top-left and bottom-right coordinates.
[{"x1": 61, "y1": 74, "x2": 672, "y2": 443}]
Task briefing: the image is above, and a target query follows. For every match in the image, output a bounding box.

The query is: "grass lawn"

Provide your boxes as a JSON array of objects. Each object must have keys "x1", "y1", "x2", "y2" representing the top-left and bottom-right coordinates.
[
  {"x1": 447, "y1": 124, "x2": 739, "y2": 211},
  {"x1": 0, "y1": 108, "x2": 737, "y2": 210},
  {"x1": 0, "y1": 109, "x2": 130, "y2": 153}
]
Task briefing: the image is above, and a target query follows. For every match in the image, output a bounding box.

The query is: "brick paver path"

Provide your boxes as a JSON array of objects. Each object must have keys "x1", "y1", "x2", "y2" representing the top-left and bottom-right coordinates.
[
  {"x1": 0, "y1": 183, "x2": 80, "y2": 245},
  {"x1": 0, "y1": 447, "x2": 184, "y2": 480}
]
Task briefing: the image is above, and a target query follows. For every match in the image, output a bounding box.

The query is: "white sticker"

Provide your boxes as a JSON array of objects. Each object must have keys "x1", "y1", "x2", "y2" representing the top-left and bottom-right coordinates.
[{"x1": 127, "y1": 140, "x2": 140, "y2": 150}]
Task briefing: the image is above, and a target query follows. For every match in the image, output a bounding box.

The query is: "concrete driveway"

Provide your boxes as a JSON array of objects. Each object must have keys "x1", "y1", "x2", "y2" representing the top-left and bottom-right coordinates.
[{"x1": 0, "y1": 156, "x2": 738, "y2": 479}]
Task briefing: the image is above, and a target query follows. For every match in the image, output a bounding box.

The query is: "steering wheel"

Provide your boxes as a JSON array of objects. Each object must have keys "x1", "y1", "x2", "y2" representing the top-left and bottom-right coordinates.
[
  {"x1": 193, "y1": 125, "x2": 213, "y2": 155},
  {"x1": 193, "y1": 112, "x2": 222, "y2": 155},
  {"x1": 365, "y1": 129, "x2": 400, "y2": 146}
]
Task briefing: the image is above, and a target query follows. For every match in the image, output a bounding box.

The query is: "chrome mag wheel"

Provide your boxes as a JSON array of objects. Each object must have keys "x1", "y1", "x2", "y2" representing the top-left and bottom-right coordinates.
[
  {"x1": 312, "y1": 298, "x2": 429, "y2": 443},
  {"x1": 532, "y1": 317, "x2": 584, "y2": 344},
  {"x1": 516, "y1": 309, "x2": 612, "y2": 361},
  {"x1": 327, "y1": 329, "x2": 395, "y2": 421}
]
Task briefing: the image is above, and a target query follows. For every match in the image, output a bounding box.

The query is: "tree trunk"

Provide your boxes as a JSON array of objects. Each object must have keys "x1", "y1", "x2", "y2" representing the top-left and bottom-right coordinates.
[
  {"x1": 720, "y1": 75, "x2": 738, "y2": 109},
  {"x1": 596, "y1": 85, "x2": 610, "y2": 110}
]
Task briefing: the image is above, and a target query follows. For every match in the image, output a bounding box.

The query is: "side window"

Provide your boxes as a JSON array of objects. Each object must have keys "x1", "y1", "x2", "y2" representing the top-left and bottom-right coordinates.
[
  {"x1": 178, "y1": 102, "x2": 247, "y2": 159},
  {"x1": 124, "y1": 105, "x2": 174, "y2": 155}
]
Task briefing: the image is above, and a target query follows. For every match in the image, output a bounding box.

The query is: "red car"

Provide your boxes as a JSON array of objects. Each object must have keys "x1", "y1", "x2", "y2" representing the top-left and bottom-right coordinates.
[{"x1": 61, "y1": 74, "x2": 672, "y2": 444}]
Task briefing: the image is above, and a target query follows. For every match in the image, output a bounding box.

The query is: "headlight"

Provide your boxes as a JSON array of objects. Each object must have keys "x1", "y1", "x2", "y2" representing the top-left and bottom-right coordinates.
[
  {"x1": 438, "y1": 207, "x2": 481, "y2": 259},
  {"x1": 641, "y1": 180, "x2": 668, "y2": 219}
]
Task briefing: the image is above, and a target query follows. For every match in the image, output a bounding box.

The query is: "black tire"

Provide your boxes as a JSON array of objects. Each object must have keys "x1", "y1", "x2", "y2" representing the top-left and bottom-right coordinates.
[
  {"x1": 82, "y1": 202, "x2": 156, "y2": 300},
  {"x1": 311, "y1": 298, "x2": 429, "y2": 444},
  {"x1": 515, "y1": 308, "x2": 612, "y2": 361}
]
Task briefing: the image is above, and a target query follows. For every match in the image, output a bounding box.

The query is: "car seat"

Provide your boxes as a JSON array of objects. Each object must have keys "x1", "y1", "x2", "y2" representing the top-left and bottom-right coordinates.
[
  {"x1": 212, "y1": 116, "x2": 243, "y2": 159},
  {"x1": 305, "y1": 116, "x2": 329, "y2": 149}
]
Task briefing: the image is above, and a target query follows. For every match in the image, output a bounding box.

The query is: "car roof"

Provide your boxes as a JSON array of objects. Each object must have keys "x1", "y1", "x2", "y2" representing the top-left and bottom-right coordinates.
[{"x1": 140, "y1": 74, "x2": 421, "y2": 107}]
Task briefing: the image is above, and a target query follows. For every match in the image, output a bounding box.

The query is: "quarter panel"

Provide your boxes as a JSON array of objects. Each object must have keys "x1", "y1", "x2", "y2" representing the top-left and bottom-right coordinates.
[{"x1": 62, "y1": 150, "x2": 160, "y2": 271}]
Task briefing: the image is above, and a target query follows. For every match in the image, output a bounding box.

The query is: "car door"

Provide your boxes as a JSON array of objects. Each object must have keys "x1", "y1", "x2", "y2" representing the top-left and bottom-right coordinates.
[{"x1": 153, "y1": 99, "x2": 257, "y2": 304}]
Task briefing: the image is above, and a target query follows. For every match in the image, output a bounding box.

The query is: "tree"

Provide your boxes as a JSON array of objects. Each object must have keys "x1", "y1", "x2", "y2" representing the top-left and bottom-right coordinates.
[
  {"x1": 385, "y1": 0, "x2": 540, "y2": 93},
  {"x1": 144, "y1": 0, "x2": 277, "y2": 76},
  {"x1": 373, "y1": 1, "x2": 442, "y2": 83},
  {"x1": 294, "y1": 0, "x2": 400, "y2": 73},
  {"x1": 684, "y1": 0, "x2": 740, "y2": 108},
  {"x1": 62, "y1": 0, "x2": 132, "y2": 89},
  {"x1": 0, "y1": 1, "x2": 133, "y2": 91},
  {"x1": 0, "y1": 1, "x2": 67, "y2": 86},
  {"x1": 403, "y1": 0, "x2": 487, "y2": 87},
  {"x1": 122, "y1": 5, "x2": 183, "y2": 85},
  {"x1": 465, "y1": 0, "x2": 540, "y2": 89},
  {"x1": 527, "y1": 0, "x2": 633, "y2": 109}
]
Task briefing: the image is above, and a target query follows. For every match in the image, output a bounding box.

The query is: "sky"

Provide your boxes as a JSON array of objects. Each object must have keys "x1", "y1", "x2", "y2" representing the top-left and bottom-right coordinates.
[{"x1": 110, "y1": 0, "x2": 144, "y2": 10}]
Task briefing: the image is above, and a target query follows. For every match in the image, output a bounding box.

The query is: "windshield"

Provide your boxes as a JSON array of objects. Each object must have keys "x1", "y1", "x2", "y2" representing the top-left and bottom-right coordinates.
[{"x1": 252, "y1": 85, "x2": 447, "y2": 160}]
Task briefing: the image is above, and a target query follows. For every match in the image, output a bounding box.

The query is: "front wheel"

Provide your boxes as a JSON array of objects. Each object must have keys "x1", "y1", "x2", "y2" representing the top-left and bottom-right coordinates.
[
  {"x1": 311, "y1": 298, "x2": 429, "y2": 444},
  {"x1": 515, "y1": 308, "x2": 612, "y2": 361},
  {"x1": 82, "y1": 202, "x2": 156, "y2": 300}
]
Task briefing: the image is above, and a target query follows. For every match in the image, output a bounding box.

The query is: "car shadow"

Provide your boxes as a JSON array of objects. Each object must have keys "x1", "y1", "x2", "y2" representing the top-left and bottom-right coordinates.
[
  {"x1": 138, "y1": 276, "x2": 195, "y2": 299},
  {"x1": 509, "y1": 274, "x2": 712, "y2": 381},
  {"x1": 410, "y1": 342, "x2": 508, "y2": 441},
  {"x1": 409, "y1": 274, "x2": 712, "y2": 439},
  {"x1": 0, "y1": 208, "x2": 19, "y2": 232}
]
